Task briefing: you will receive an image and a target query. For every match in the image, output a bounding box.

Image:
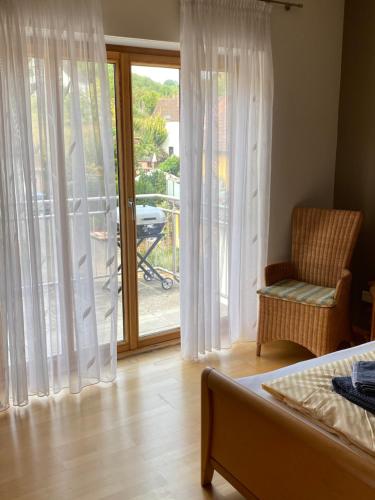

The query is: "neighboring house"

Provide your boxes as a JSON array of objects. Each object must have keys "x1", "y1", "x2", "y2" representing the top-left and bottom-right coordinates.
[
  {"x1": 153, "y1": 96, "x2": 180, "y2": 156},
  {"x1": 153, "y1": 95, "x2": 229, "y2": 199}
]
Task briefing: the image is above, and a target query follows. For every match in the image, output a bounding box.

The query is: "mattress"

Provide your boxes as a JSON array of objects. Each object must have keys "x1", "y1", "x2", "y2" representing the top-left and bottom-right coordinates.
[{"x1": 237, "y1": 341, "x2": 375, "y2": 461}]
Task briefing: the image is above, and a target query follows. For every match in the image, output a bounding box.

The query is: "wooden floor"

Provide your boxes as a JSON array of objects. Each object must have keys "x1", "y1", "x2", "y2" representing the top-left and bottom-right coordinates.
[{"x1": 0, "y1": 341, "x2": 313, "y2": 499}]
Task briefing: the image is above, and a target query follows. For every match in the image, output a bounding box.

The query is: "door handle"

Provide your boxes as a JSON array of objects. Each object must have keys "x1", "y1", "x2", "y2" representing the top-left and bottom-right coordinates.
[{"x1": 128, "y1": 198, "x2": 136, "y2": 221}]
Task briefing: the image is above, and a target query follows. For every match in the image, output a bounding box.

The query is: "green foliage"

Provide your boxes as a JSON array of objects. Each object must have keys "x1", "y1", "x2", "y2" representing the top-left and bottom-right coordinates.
[
  {"x1": 132, "y1": 74, "x2": 178, "y2": 167},
  {"x1": 147, "y1": 239, "x2": 180, "y2": 270},
  {"x1": 159, "y1": 155, "x2": 180, "y2": 177},
  {"x1": 135, "y1": 170, "x2": 167, "y2": 200},
  {"x1": 134, "y1": 115, "x2": 168, "y2": 164},
  {"x1": 132, "y1": 74, "x2": 178, "y2": 118},
  {"x1": 138, "y1": 115, "x2": 168, "y2": 148},
  {"x1": 133, "y1": 88, "x2": 159, "y2": 117},
  {"x1": 112, "y1": 68, "x2": 179, "y2": 185}
]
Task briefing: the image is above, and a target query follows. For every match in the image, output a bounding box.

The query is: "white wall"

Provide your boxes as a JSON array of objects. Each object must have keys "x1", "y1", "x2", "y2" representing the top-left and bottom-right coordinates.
[
  {"x1": 102, "y1": 0, "x2": 179, "y2": 42},
  {"x1": 165, "y1": 122, "x2": 180, "y2": 156},
  {"x1": 268, "y1": 0, "x2": 345, "y2": 261},
  {"x1": 102, "y1": 0, "x2": 345, "y2": 262}
]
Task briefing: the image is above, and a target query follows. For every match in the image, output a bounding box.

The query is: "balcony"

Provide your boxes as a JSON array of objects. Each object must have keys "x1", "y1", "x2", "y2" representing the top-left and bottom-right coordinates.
[{"x1": 85, "y1": 193, "x2": 180, "y2": 340}]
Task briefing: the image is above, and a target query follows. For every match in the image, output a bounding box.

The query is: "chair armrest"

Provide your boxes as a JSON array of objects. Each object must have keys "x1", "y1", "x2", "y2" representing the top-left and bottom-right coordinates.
[
  {"x1": 265, "y1": 262, "x2": 295, "y2": 286},
  {"x1": 335, "y1": 269, "x2": 352, "y2": 302}
]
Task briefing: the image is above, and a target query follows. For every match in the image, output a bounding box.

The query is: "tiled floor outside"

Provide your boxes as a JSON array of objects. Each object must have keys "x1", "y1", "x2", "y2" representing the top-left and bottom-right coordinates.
[
  {"x1": 137, "y1": 273, "x2": 180, "y2": 336},
  {"x1": 96, "y1": 271, "x2": 180, "y2": 343},
  {"x1": 92, "y1": 232, "x2": 180, "y2": 341}
]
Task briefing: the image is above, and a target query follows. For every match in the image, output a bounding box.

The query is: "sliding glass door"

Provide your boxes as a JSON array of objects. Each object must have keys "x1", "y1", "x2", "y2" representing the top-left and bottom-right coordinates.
[
  {"x1": 106, "y1": 62, "x2": 125, "y2": 344},
  {"x1": 107, "y1": 48, "x2": 180, "y2": 354},
  {"x1": 131, "y1": 63, "x2": 180, "y2": 338}
]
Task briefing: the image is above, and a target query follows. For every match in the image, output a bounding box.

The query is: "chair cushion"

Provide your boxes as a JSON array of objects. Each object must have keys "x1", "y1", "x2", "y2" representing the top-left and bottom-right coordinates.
[{"x1": 257, "y1": 279, "x2": 336, "y2": 308}]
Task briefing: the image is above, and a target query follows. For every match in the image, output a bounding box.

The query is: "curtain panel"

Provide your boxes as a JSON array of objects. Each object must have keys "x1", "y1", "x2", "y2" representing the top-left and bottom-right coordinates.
[
  {"x1": 180, "y1": 0, "x2": 274, "y2": 359},
  {"x1": 0, "y1": 0, "x2": 118, "y2": 409}
]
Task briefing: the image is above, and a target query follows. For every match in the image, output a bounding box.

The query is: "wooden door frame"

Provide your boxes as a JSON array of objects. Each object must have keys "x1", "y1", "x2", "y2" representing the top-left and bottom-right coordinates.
[{"x1": 107, "y1": 45, "x2": 181, "y2": 357}]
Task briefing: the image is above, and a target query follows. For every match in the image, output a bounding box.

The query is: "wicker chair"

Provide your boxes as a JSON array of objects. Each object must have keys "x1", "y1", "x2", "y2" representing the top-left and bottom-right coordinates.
[{"x1": 257, "y1": 208, "x2": 363, "y2": 357}]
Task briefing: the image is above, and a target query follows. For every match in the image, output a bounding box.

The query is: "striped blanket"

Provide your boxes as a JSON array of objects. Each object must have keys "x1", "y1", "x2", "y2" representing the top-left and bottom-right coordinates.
[
  {"x1": 262, "y1": 349, "x2": 375, "y2": 456},
  {"x1": 257, "y1": 279, "x2": 336, "y2": 307}
]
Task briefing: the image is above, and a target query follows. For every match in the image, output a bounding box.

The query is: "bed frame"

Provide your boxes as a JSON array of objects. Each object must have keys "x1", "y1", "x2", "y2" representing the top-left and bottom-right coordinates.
[{"x1": 202, "y1": 367, "x2": 375, "y2": 499}]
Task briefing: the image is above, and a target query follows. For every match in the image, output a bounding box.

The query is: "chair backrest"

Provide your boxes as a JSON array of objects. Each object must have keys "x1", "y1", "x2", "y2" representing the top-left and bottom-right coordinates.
[{"x1": 291, "y1": 207, "x2": 363, "y2": 288}]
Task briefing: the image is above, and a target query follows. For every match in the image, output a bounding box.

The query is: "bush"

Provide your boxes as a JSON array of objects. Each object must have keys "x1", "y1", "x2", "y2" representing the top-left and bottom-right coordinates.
[
  {"x1": 159, "y1": 155, "x2": 180, "y2": 177},
  {"x1": 135, "y1": 170, "x2": 167, "y2": 200}
]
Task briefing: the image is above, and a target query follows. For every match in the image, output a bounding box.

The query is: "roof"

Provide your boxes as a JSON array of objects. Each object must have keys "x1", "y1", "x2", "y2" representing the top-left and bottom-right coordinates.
[
  {"x1": 153, "y1": 95, "x2": 227, "y2": 152},
  {"x1": 153, "y1": 97, "x2": 179, "y2": 122}
]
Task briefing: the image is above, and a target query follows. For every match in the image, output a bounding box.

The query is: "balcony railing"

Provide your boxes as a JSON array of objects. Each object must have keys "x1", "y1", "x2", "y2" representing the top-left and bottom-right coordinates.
[{"x1": 33, "y1": 193, "x2": 180, "y2": 283}]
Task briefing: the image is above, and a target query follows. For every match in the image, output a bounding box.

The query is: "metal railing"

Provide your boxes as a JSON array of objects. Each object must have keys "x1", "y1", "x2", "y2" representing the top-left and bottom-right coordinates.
[{"x1": 34, "y1": 193, "x2": 181, "y2": 282}]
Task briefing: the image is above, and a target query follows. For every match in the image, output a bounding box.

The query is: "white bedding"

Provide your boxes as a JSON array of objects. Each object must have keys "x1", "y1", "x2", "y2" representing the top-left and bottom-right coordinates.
[{"x1": 237, "y1": 341, "x2": 375, "y2": 460}]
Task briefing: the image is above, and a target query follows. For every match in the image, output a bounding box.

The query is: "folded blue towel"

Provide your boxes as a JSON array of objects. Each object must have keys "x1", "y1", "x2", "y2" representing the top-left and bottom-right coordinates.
[
  {"x1": 332, "y1": 376, "x2": 375, "y2": 415},
  {"x1": 352, "y1": 361, "x2": 375, "y2": 395}
]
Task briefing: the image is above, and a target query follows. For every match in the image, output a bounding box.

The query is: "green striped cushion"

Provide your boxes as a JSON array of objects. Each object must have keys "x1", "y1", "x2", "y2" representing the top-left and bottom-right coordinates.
[{"x1": 258, "y1": 279, "x2": 336, "y2": 307}]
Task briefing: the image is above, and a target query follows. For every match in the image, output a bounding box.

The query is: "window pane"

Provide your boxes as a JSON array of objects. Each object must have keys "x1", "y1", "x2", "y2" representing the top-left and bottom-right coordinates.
[
  {"x1": 107, "y1": 63, "x2": 125, "y2": 343},
  {"x1": 132, "y1": 65, "x2": 180, "y2": 337}
]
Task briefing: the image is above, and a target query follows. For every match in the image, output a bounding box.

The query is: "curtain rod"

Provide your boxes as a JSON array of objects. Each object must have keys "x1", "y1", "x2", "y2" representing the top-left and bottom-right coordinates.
[{"x1": 263, "y1": 0, "x2": 303, "y2": 10}]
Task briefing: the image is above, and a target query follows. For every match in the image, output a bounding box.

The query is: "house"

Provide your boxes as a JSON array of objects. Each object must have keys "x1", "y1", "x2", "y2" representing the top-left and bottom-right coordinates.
[{"x1": 153, "y1": 96, "x2": 180, "y2": 156}]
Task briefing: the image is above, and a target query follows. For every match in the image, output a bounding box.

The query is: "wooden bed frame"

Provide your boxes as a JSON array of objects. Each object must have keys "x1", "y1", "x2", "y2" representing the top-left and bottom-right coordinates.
[{"x1": 201, "y1": 367, "x2": 375, "y2": 499}]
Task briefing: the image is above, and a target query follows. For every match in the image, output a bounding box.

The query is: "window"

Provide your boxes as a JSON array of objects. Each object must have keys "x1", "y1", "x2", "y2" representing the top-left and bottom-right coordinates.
[{"x1": 107, "y1": 47, "x2": 180, "y2": 355}]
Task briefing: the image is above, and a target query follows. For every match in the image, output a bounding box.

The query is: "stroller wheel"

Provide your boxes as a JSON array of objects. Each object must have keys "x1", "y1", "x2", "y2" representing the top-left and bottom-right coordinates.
[
  {"x1": 162, "y1": 278, "x2": 173, "y2": 290},
  {"x1": 143, "y1": 271, "x2": 154, "y2": 281}
]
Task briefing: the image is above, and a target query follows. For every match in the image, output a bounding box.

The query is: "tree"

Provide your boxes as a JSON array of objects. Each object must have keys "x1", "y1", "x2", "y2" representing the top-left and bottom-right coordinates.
[
  {"x1": 134, "y1": 115, "x2": 168, "y2": 165},
  {"x1": 130, "y1": 72, "x2": 179, "y2": 169},
  {"x1": 162, "y1": 79, "x2": 179, "y2": 97},
  {"x1": 135, "y1": 170, "x2": 167, "y2": 201},
  {"x1": 159, "y1": 155, "x2": 180, "y2": 177},
  {"x1": 132, "y1": 74, "x2": 179, "y2": 119},
  {"x1": 132, "y1": 87, "x2": 159, "y2": 117},
  {"x1": 140, "y1": 115, "x2": 168, "y2": 148}
]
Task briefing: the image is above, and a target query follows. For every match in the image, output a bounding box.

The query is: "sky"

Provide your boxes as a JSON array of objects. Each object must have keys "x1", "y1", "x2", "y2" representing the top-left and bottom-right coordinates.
[{"x1": 132, "y1": 65, "x2": 179, "y2": 84}]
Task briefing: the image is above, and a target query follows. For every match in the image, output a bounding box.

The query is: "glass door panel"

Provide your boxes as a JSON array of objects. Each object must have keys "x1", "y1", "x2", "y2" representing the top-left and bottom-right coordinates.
[
  {"x1": 131, "y1": 64, "x2": 180, "y2": 337},
  {"x1": 107, "y1": 62, "x2": 125, "y2": 343}
]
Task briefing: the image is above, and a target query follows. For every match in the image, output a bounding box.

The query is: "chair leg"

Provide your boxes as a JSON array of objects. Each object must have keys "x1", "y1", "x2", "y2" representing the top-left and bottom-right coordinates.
[{"x1": 256, "y1": 343, "x2": 261, "y2": 356}]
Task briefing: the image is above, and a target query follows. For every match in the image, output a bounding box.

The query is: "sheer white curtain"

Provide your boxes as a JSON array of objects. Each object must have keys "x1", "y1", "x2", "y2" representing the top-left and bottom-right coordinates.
[
  {"x1": 0, "y1": 0, "x2": 118, "y2": 410},
  {"x1": 180, "y1": 0, "x2": 273, "y2": 359}
]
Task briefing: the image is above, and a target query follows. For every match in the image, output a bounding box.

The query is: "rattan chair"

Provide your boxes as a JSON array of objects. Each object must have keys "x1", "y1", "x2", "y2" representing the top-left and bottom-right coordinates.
[{"x1": 257, "y1": 207, "x2": 363, "y2": 357}]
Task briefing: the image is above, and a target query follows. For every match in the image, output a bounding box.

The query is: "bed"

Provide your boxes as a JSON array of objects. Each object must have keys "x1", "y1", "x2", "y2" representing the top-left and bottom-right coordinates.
[{"x1": 201, "y1": 342, "x2": 375, "y2": 499}]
